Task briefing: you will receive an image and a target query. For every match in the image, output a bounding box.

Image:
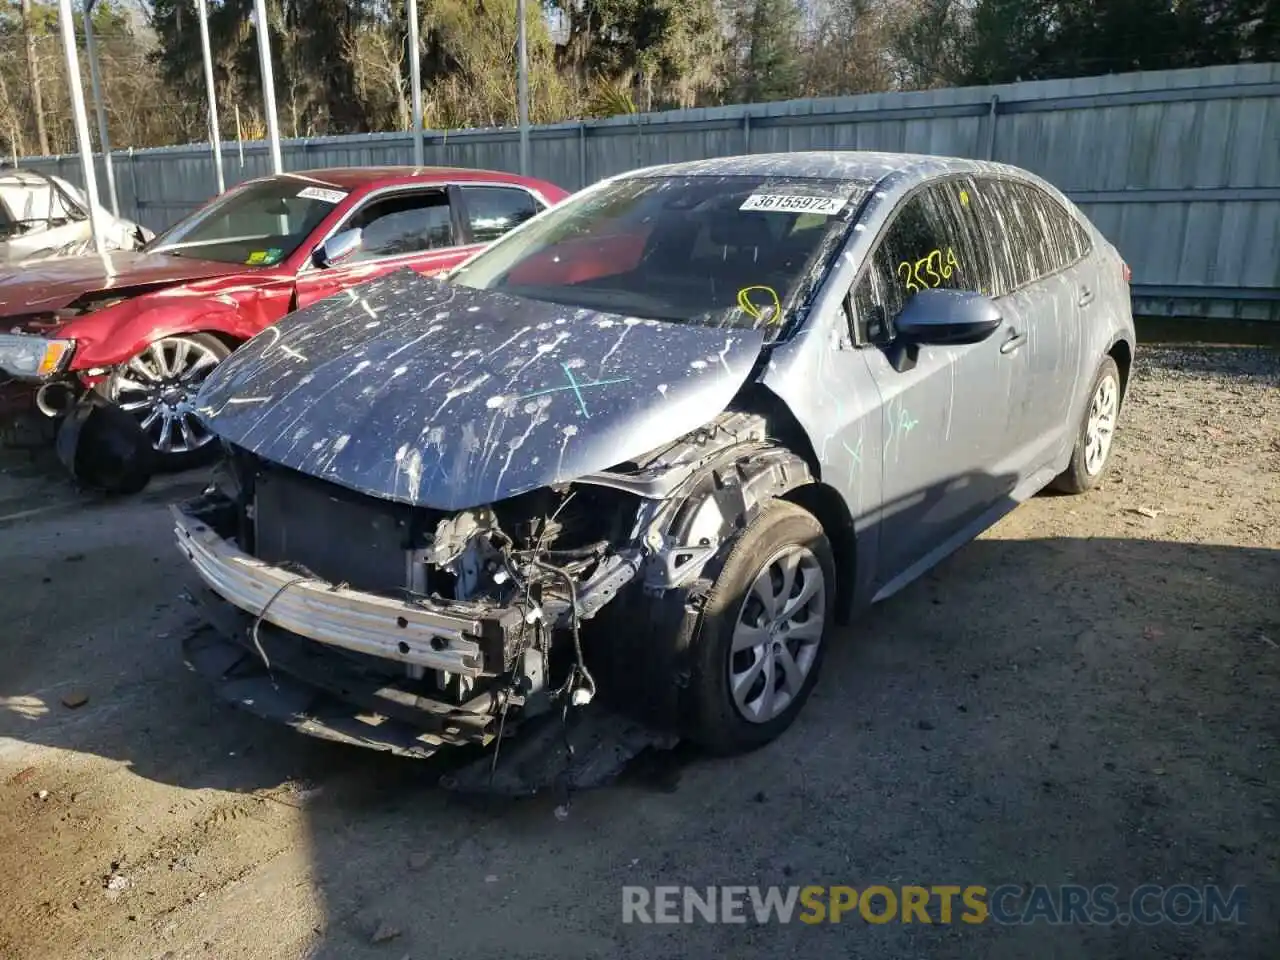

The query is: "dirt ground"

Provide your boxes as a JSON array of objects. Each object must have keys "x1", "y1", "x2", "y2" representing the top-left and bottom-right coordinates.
[{"x1": 0, "y1": 345, "x2": 1277, "y2": 960}]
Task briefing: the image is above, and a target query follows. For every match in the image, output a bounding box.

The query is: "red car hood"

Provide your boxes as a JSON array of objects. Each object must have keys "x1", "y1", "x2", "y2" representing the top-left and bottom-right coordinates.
[{"x1": 0, "y1": 251, "x2": 245, "y2": 316}]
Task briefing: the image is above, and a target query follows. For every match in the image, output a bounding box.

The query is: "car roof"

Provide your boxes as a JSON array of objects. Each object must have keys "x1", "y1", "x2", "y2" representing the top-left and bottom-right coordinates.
[
  {"x1": 253, "y1": 166, "x2": 550, "y2": 192},
  {"x1": 624, "y1": 150, "x2": 1021, "y2": 189}
]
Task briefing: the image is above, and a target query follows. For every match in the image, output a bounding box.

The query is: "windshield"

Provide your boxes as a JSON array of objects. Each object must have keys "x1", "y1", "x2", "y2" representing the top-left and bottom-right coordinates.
[
  {"x1": 148, "y1": 179, "x2": 347, "y2": 265},
  {"x1": 449, "y1": 174, "x2": 864, "y2": 331}
]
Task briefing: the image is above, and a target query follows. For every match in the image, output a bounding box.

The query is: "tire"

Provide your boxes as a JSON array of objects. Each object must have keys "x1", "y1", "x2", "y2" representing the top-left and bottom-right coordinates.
[
  {"x1": 1052, "y1": 355, "x2": 1122, "y2": 494},
  {"x1": 683, "y1": 499, "x2": 836, "y2": 755},
  {"x1": 106, "y1": 332, "x2": 232, "y2": 472}
]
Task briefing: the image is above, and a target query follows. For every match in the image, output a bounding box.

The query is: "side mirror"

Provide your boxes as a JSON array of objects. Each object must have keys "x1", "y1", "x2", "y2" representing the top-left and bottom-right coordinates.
[
  {"x1": 897, "y1": 289, "x2": 1003, "y2": 344},
  {"x1": 885, "y1": 289, "x2": 1002, "y2": 372},
  {"x1": 312, "y1": 227, "x2": 362, "y2": 269}
]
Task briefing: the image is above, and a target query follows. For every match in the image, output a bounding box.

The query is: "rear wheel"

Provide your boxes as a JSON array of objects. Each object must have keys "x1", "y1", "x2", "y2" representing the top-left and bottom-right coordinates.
[
  {"x1": 106, "y1": 333, "x2": 231, "y2": 470},
  {"x1": 1052, "y1": 355, "x2": 1122, "y2": 494}
]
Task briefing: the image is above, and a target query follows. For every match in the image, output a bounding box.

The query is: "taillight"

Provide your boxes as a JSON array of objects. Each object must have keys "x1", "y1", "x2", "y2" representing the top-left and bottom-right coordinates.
[{"x1": 1122, "y1": 260, "x2": 1132, "y2": 284}]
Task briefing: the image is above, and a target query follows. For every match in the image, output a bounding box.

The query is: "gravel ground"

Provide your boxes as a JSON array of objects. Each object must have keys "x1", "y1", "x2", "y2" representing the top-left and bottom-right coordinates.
[{"x1": 0, "y1": 345, "x2": 1277, "y2": 960}]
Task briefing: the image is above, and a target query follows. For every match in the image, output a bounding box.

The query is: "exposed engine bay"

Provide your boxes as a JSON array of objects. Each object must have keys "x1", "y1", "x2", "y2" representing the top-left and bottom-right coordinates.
[{"x1": 176, "y1": 408, "x2": 821, "y2": 793}]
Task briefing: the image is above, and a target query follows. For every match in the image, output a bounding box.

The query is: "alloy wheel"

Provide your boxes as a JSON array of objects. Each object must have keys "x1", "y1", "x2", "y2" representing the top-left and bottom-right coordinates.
[
  {"x1": 728, "y1": 544, "x2": 826, "y2": 724},
  {"x1": 1084, "y1": 372, "x2": 1119, "y2": 476},
  {"x1": 110, "y1": 336, "x2": 224, "y2": 455}
]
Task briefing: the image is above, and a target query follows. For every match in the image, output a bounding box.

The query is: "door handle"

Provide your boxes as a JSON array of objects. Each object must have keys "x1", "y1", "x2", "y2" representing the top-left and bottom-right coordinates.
[
  {"x1": 999, "y1": 329, "x2": 1028, "y2": 355},
  {"x1": 1078, "y1": 286, "x2": 1095, "y2": 307}
]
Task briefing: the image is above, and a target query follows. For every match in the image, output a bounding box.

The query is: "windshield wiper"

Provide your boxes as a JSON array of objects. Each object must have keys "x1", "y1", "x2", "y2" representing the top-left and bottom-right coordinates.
[{"x1": 498, "y1": 284, "x2": 689, "y2": 321}]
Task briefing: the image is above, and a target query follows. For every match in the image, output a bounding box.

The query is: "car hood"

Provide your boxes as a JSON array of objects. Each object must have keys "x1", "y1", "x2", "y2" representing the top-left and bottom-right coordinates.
[
  {"x1": 195, "y1": 270, "x2": 767, "y2": 511},
  {"x1": 0, "y1": 250, "x2": 244, "y2": 316}
]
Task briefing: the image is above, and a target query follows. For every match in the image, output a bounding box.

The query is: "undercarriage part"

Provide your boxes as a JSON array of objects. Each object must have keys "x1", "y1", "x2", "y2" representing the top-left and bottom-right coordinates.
[
  {"x1": 55, "y1": 391, "x2": 155, "y2": 496},
  {"x1": 439, "y1": 705, "x2": 679, "y2": 796},
  {"x1": 182, "y1": 618, "x2": 489, "y2": 759}
]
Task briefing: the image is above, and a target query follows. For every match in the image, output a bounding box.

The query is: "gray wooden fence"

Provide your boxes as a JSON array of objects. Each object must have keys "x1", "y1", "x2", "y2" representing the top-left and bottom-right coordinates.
[{"x1": 19, "y1": 62, "x2": 1280, "y2": 321}]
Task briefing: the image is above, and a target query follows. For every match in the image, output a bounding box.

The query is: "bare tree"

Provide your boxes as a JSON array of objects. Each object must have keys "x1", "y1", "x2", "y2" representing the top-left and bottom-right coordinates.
[
  {"x1": 19, "y1": 0, "x2": 49, "y2": 155},
  {"x1": 344, "y1": 22, "x2": 410, "y2": 132}
]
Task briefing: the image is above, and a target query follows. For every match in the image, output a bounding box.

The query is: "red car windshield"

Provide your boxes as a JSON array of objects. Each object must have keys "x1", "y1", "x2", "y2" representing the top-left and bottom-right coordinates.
[
  {"x1": 147, "y1": 179, "x2": 346, "y2": 266},
  {"x1": 450, "y1": 174, "x2": 866, "y2": 331}
]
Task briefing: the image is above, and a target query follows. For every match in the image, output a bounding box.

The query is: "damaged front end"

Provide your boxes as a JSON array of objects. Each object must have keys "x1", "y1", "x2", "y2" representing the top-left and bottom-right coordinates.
[
  {"x1": 2, "y1": 298, "x2": 156, "y2": 493},
  {"x1": 177, "y1": 408, "x2": 814, "y2": 790}
]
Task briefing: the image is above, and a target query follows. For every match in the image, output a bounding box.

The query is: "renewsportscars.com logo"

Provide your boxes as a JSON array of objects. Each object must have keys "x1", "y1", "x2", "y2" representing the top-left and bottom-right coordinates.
[{"x1": 621, "y1": 884, "x2": 1249, "y2": 926}]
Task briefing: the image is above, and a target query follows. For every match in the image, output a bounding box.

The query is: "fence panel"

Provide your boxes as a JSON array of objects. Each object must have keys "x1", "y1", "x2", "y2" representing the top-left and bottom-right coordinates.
[{"x1": 19, "y1": 63, "x2": 1280, "y2": 321}]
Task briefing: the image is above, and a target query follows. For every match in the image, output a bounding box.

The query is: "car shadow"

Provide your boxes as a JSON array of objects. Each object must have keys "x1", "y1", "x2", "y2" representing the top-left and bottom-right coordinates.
[{"x1": 0, "y1": 475, "x2": 1276, "y2": 958}]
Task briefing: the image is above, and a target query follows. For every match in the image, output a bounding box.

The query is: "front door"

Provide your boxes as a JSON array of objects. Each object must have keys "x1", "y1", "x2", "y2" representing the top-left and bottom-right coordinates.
[
  {"x1": 850, "y1": 178, "x2": 1025, "y2": 594},
  {"x1": 293, "y1": 187, "x2": 483, "y2": 310}
]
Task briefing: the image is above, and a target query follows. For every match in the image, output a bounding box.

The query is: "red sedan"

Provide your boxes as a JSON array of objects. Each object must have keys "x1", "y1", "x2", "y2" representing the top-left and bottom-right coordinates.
[{"x1": 0, "y1": 166, "x2": 568, "y2": 466}]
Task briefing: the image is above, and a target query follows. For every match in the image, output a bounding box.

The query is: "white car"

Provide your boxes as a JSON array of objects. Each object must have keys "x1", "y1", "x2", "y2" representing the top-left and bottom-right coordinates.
[{"x1": 0, "y1": 167, "x2": 151, "y2": 265}]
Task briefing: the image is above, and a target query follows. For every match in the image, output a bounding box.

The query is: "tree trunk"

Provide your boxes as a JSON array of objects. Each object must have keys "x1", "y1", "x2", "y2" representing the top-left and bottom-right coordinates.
[{"x1": 20, "y1": 0, "x2": 50, "y2": 156}]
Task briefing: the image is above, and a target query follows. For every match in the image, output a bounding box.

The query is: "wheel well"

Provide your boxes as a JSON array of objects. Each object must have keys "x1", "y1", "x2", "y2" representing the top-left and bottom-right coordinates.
[
  {"x1": 783, "y1": 482, "x2": 857, "y2": 625},
  {"x1": 204, "y1": 331, "x2": 245, "y2": 353},
  {"x1": 1109, "y1": 338, "x2": 1133, "y2": 401}
]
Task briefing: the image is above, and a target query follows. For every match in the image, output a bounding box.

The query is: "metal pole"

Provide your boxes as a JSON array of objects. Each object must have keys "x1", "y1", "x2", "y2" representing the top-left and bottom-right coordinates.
[
  {"x1": 234, "y1": 104, "x2": 245, "y2": 166},
  {"x1": 82, "y1": 0, "x2": 119, "y2": 216},
  {"x1": 196, "y1": 0, "x2": 225, "y2": 193},
  {"x1": 56, "y1": 0, "x2": 107, "y2": 260},
  {"x1": 407, "y1": 0, "x2": 423, "y2": 166},
  {"x1": 516, "y1": 0, "x2": 529, "y2": 175},
  {"x1": 985, "y1": 95, "x2": 1000, "y2": 161},
  {"x1": 252, "y1": 0, "x2": 283, "y2": 174}
]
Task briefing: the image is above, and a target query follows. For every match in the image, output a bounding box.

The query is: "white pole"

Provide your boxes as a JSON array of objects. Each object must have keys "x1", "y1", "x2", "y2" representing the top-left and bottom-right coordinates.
[
  {"x1": 196, "y1": 0, "x2": 225, "y2": 194},
  {"x1": 82, "y1": 0, "x2": 119, "y2": 216},
  {"x1": 234, "y1": 104, "x2": 244, "y2": 166},
  {"x1": 56, "y1": 0, "x2": 107, "y2": 261},
  {"x1": 516, "y1": 0, "x2": 529, "y2": 175},
  {"x1": 252, "y1": 0, "x2": 283, "y2": 174},
  {"x1": 407, "y1": 0, "x2": 423, "y2": 166}
]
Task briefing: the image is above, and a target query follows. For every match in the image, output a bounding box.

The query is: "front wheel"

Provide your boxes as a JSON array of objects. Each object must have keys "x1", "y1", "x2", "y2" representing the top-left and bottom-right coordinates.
[
  {"x1": 106, "y1": 333, "x2": 231, "y2": 470},
  {"x1": 1052, "y1": 355, "x2": 1122, "y2": 494},
  {"x1": 684, "y1": 499, "x2": 836, "y2": 755}
]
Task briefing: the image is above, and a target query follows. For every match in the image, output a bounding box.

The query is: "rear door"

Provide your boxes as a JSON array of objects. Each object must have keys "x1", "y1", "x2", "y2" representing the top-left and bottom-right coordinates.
[
  {"x1": 851, "y1": 177, "x2": 1022, "y2": 590},
  {"x1": 293, "y1": 186, "x2": 473, "y2": 309},
  {"x1": 968, "y1": 178, "x2": 1086, "y2": 472}
]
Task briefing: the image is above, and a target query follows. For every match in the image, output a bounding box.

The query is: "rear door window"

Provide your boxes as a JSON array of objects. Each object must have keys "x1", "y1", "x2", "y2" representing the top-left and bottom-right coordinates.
[
  {"x1": 459, "y1": 186, "x2": 542, "y2": 244},
  {"x1": 969, "y1": 178, "x2": 1093, "y2": 295},
  {"x1": 850, "y1": 177, "x2": 994, "y2": 343},
  {"x1": 966, "y1": 179, "x2": 1038, "y2": 295},
  {"x1": 1018, "y1": 182, "x2": 1092, "y2": 273}
]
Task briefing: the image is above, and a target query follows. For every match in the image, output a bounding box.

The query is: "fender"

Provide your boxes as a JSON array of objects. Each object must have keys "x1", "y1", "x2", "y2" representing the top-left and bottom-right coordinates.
[
  {"x1": 639, "y1": 439, "x2": 819, "y2": 592},
  {"x1": 62, "y1": 291, "x2": 290, "y2": 371}
]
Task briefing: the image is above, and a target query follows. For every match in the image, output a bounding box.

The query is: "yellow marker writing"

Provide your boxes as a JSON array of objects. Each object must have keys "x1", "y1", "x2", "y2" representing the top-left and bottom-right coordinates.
[
  {"x1": 737, "y1": 285, "x2": 783, "y2": 325},
  {"x1": 959, "y1": 189, "x2": 970, "y2": 206}
]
